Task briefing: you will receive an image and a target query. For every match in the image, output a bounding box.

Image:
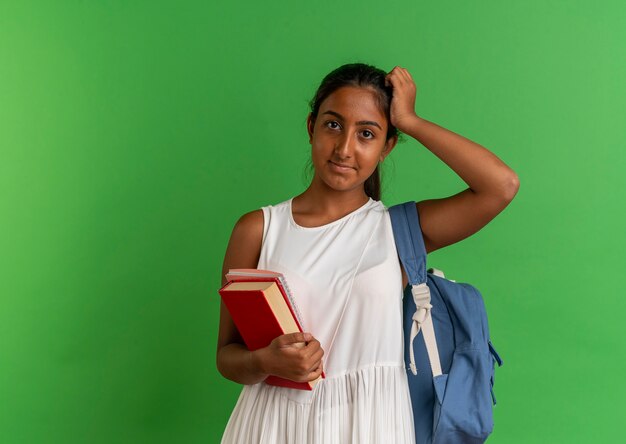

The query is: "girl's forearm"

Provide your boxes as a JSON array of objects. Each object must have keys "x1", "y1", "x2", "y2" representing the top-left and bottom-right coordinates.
[
  {"x1": 217, "y1": 343, "x2": 268, "y2": 385},
  {"x1": 400, "y1": 115, "x2": 519, "y2": 197}
]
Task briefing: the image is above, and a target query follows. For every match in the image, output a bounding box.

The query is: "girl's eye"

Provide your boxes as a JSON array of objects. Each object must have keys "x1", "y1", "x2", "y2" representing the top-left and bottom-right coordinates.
[
  {"x1": 362, "y1": 130, "x2": 374, "y2": 139},
  {"x1": 326, "y1": 121, "x2": 340, "y2": 129}
]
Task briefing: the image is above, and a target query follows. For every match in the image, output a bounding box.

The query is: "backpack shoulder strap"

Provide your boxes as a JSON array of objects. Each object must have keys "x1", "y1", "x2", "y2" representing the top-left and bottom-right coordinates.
[
  {"x1": 389, "y1": 201, "x2": 443, "y2": 378},
  {"x1": 388, "y1": 201, "x2": 427, "y2": 285}
]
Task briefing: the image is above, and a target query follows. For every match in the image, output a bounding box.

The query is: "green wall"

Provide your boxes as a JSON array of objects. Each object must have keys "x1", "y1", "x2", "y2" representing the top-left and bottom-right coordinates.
[{"x1": 1, "y1": 1, "x2": 624, "y2": 442}]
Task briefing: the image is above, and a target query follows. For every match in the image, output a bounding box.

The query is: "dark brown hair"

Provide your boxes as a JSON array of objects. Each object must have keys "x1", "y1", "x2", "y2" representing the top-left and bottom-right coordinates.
[{"x1": 308, "y1": 63, "x2": 398, "y2": 201}]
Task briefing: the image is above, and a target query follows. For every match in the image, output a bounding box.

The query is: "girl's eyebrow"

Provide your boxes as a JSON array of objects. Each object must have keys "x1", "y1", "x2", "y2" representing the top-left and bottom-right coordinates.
[{"x1": 322, "y1": 110, "x2": 382, "y2": 130}]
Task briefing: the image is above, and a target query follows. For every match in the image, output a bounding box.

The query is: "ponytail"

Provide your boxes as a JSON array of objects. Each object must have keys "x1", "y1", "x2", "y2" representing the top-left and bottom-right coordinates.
[{"x1": 364, "y1": 166, "x2": 381, "y2": 201}]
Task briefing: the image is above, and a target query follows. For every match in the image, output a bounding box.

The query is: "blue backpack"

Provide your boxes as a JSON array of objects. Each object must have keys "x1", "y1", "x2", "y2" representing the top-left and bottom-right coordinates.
[{"x1": 389, "y1": 202, "x2": 503, "y2": 444}]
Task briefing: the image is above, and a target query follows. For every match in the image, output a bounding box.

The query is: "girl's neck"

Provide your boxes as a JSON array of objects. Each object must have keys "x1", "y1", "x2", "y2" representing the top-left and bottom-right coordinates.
[{"x1": 293, "y1": 183, "x2": 371, "y2": 220}]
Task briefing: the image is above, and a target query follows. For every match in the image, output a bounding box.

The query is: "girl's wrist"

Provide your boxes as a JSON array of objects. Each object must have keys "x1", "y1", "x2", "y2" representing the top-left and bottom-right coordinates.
[
  {"x1": 249, "y1": 348, "x2": 270, "y2": 379},
  {"x1": 395, "y1": 114, "x2": 422, "y2": 134}
]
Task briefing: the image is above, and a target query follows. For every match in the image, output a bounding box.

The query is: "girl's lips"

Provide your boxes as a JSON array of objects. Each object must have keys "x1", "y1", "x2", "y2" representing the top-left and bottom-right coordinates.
[{"x1": 329, "y1": 160, "x2": 355, "y2": 172}]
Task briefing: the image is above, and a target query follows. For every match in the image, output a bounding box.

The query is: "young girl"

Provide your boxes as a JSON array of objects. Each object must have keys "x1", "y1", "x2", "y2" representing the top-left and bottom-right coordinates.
[{"x1": 217, "y1": 63, "x2": 519, "y2": 443}]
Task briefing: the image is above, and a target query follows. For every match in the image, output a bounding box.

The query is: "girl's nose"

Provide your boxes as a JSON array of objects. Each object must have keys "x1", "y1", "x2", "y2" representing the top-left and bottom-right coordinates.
[{"x1": 334, "y1": 132, "x2": 355, "y2": 158}]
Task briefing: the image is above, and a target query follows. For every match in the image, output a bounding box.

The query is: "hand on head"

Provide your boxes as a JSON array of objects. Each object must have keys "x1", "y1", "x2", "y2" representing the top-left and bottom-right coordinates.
[{"x1": 385, "y1": 66, "x2": 418, "y2": 132}]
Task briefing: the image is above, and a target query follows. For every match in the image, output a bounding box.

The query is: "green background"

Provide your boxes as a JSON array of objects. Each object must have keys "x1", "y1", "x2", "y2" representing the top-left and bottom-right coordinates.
[{"x1": 1, "y1": 0, "x2": 624, "y2": 442}]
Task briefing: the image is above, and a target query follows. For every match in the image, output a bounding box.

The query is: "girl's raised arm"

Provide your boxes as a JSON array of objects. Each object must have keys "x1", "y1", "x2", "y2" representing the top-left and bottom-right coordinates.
[{"x1": 386, "y1": 66, "x2": 520, "y2": 254}]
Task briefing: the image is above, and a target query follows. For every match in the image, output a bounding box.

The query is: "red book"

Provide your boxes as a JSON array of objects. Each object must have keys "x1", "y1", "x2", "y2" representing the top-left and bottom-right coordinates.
[{"x1": 219, "y1": 269, "x2": 324, "y2": 390}]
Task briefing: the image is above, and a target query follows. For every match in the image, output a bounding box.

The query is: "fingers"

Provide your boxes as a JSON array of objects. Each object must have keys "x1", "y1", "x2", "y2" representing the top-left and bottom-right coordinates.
[
  {"x1": 291, "y1": 337, "x2": 324, "y2": 377},
  {"x1": 276, "y1": 331, "x2": 312, "y2": 346},
  {"x1": 274, "y1": 333, "x2": 324, "y2": 361},
  {"x1": 280, "y1": 343, "x2": 323, "y2": 382},
  {"x1": 269, "y1": 332, "x2": 325, "y2": 382},
  {"x1": 293, "y1": 337, "x2": 323, "y2": 365},
  {"x1": 299, "y1": 352, "x2": 324, "y2": 382},
  {"x1": 385, "y1": 66, "x2": 414, "y2": 87},
  {"x1": 388, "y1": 65, "x2": 411, "y2": 77},
  {"x1": 306, "y1": 341, "x2": 324, "y2": 364},
  {"x1": 303, "y1": 342, "x2": 324, "y2": 378},
  {"x1": 305, "y1": 361, "x2": 324, "y2": 382}
]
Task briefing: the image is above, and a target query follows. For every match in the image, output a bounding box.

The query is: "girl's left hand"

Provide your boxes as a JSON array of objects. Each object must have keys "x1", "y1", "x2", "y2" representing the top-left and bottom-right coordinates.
[{"x1": 385, "y1": 66, "x2": 418, "y2": 132}]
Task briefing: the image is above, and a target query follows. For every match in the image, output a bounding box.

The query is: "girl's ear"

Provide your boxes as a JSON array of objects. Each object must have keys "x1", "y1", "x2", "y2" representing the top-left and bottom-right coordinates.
[
  {"x1": 306, "y1": 113, "x2": 315, "y2": 143},
  {"x1": 380, "y1": 134, "x2": 398, "y2": 162}
]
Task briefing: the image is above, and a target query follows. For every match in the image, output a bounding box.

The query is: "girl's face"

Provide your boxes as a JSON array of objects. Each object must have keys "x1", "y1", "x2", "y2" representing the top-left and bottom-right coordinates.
[{"x1": 307, "y1": 86, "x2": 397, "y2": 196}]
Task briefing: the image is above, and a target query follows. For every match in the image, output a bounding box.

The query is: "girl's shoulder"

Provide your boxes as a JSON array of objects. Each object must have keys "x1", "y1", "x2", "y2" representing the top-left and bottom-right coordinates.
[
  {"x1": 222, "y1": 209, "x2": 265, "y2": 277},
  {"x1": 228, "y1": 209, "x2": 264, "y2": 253},
  {"x1": 232, "y1": 208, "x2": 264, "y2": 236},
  {"x1": 231, "y1": 197, "x2": 291, "y2": 237}
]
